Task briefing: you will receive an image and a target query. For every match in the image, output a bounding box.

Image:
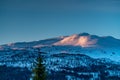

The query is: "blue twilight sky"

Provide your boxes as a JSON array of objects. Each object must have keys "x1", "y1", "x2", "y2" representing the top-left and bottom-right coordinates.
[{"x1": 0, "y1": 0, "x2": 120, "y2": 45}]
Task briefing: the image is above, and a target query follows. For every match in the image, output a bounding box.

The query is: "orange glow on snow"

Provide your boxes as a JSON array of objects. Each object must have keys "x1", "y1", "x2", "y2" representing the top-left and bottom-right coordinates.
[
  {"x1": 76, "y1": 36, "x2": 89, "y2": 47},
  {"x1": 54, "y1": 34, "x2": 97, "y2": 47}
]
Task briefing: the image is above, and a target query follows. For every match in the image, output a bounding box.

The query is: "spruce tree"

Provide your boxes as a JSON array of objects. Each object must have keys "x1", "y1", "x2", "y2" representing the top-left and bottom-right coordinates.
[{"x1": 33, "y1": 55, "x2": 46, "y2": 80}]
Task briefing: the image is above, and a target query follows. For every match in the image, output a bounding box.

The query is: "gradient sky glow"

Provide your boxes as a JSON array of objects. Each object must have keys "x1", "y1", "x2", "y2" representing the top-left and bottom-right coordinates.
[{"x1": 0, "y1": 0, "x2": 120, "y2": 45}]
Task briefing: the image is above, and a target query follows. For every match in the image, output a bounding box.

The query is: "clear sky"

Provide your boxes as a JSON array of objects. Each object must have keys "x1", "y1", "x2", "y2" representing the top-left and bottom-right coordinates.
[{"x1": 0, "y1": 0, "x2": 120, "y2": 45}]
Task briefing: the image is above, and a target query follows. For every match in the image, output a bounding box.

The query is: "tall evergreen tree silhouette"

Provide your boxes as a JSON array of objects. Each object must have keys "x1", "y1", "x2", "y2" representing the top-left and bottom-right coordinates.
[{"x1": 33, "y1": 52, "x2": 46, "y2": 80}]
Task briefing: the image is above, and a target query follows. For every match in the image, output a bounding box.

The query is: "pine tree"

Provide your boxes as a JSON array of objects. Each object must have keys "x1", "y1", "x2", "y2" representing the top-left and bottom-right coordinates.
[{"x1": 33, "y1": 55, "x2": 46, "y2": 80}]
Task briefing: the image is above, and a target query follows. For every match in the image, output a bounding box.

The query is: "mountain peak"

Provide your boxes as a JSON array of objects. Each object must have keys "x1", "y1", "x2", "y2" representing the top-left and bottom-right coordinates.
[
  {"x1": 54, "y1": 33, "x2": 97, "y2": 47},
  {"x1": 78, "y1": 32, "x2": 90, "y2": 36}
]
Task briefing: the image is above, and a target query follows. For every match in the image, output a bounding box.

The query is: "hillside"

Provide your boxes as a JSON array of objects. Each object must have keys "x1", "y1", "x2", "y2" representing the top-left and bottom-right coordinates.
[{"x1": 0, "y1": 33, "x2": 120, "y2": 80}]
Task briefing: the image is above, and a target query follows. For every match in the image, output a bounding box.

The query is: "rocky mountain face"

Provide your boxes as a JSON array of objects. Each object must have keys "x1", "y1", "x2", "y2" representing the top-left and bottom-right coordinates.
[{"x1": 0, "y1": 33, "x2": 120, "y2": 80}]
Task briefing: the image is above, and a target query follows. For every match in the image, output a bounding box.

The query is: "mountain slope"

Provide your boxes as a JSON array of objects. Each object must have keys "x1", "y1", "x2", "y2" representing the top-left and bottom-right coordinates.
[
  {"x1": 0, "y1": 33, "x2": 120, "y2": 80},
  {"x1": 0, "y1": 37, "x2": 64, "y2": 49},
  {"x1": 0, "y1": 48, "x2": 120, "y2": 80},
  {"x1": 54, "y1": 33, "x2": 120, "y2": 48},
  {"x1": 0, "y1": 33, "x2": 120, "y2": 49}
]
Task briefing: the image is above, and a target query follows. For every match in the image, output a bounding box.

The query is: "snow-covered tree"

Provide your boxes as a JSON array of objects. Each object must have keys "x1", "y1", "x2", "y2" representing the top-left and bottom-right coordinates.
[{"x1": 32, "y1": 55, "x2": 46, "y2": 80}]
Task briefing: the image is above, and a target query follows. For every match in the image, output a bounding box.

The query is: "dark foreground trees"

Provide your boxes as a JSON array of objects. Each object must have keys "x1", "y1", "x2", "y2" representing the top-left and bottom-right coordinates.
[
  {"x1": 0, "y1": 65, "x2": 31, "y2": 80},
  {"x1": 33, "y1": 55, "x2": 46, "y2": 80}
]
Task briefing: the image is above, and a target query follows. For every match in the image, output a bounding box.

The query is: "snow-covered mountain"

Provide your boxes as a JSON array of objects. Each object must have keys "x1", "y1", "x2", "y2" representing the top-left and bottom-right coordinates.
[
  {"x1": 54, "y1": 33, "x2": 120, "y2": 48},
  {"x1": 0, "y1": 37, "x2": 64, "y2": 49},
  {"x1": 0, "y1": 33, "x2": 120, "y2": 80},
  {"x1": 1, "y1": 33, "x2": 120, "y2": 49},
  {"x1": 0, "y1": 32, "x2": 120, "y2": 61}
]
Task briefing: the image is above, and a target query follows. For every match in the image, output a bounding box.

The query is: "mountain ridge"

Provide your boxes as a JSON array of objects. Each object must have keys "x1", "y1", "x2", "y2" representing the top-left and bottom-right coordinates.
[{"x1": 0, "y1": 33, "x2": 120, "y2": 49}]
